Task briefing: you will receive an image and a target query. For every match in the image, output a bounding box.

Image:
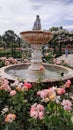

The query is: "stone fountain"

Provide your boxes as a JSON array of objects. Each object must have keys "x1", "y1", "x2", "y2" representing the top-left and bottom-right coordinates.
[
  {"x1": 20, "y1": 15, "x2": 53, "y2": 72},
  {"x1": 0, "y1": 15, "x2": 73, "y2": 85}
]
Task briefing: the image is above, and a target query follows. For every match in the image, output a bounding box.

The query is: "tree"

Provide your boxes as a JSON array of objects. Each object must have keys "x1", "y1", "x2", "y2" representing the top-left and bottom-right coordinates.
[
  {"x1": 2, "y1": 30, "x2": 17, "y2": 48},
  {"x1": 16, "y1": 35, "x2": 22, "y2": 48},
  {"x1": 49, "y1": 26, "x2": 63, "y2": 32},
  {"x1": 48, "y1": 27, "x2": 73, "y2": 54},
  {"x1": 2, "y1": 30, "x2": 22, "y2": 57}
]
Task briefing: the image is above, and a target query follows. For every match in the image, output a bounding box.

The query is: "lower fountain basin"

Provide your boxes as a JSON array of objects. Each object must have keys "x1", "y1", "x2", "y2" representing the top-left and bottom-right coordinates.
[{"x1": 0, "y1": 63, "x2": 73, "y2": 86}]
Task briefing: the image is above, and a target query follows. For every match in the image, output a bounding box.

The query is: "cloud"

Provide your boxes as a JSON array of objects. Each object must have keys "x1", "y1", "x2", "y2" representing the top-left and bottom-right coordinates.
[
  {"x1": 0, "y1": 0, "x2": 73, "y2": 35},
  {"x1": 31, "y1": 4, "x2": 41, "y2": 10},
  {"x1": 0, "y1": 6, "x2": 2, "y2": 9},
  {"x1": 30, "y1": 0, "x2": 73, "y2": 4},
  {"x1": 64, "y1": 25, "x2": 73, "y2": 30}
]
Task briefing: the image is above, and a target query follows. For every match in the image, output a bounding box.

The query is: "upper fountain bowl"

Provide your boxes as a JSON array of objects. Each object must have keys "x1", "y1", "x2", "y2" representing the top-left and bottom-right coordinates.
[{"x1": 20, "y1": 30, "x2": 53, "y2": 44}]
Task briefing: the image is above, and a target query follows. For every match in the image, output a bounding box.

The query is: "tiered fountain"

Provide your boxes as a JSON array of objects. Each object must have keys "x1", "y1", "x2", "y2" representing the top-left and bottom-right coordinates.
[{"x1": 0, "y1": 15, "x2": 73, "y2": 85}]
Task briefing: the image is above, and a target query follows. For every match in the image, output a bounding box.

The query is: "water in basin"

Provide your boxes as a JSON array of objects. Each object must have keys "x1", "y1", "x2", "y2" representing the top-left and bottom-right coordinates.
[{"x1": 6, "y1": 67, "x2": 67, "y2": 82}]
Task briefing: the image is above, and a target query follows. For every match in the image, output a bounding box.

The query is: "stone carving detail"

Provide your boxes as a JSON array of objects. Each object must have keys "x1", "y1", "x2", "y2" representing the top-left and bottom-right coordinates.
[{"x1": 32, "y1": 15, "x2": 41, "y2": 30}]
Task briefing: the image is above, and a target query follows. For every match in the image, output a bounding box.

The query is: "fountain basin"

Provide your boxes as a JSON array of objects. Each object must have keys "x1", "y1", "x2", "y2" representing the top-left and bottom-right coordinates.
[
  {"x1": 20, "y1": 30, "x2": 53, "y2": 44},
  {"x1": 20, "y1": 30, "x2": 53, "y2": 71},
  {"x1": 0, "y1": 63, "x2": 73, "y2": 86}
]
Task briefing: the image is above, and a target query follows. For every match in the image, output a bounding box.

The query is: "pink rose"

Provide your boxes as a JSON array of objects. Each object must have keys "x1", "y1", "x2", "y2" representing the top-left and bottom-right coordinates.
[
  {"x1": 67, "y1": 80, "x2": 71, "y2": 85},
  {"x1": 64, "y1": 80, "x2": 71, "y2": 88},
  {"x1": 61, "y1": 99, "x2": 72, "y2": 111},
  {"x1": 10, "y1": 90, "x2": 17, "y2": 96},
  {"x1": 23, "y1": 82, "x2": 32, "y2": 89},
  {"x1": 37, "y1": 89, "x2": 48, "y2": 98},
  {"x1": 38, "y1": 111, "x2": 44, "y2": 120},
  {"x1": 30, "y1": 111, "x2": 38, "y2": 119},
  {"x1": 37, "y1": 104, "x2": 45, "y2": 111},
  {"x1": 30, "y1": 103, "x2": 44, "y2": 120},
  {"x1": 56, "y1": 88, "x2": 65, "y2": 95}
]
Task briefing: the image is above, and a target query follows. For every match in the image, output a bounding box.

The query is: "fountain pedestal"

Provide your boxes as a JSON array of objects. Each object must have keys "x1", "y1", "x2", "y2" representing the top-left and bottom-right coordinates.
[{"x1": 28, "y1": 44, "x2": 43, "y2": 71}]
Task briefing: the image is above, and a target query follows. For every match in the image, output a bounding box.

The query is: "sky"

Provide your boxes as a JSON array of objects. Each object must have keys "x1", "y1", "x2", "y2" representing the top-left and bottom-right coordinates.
[{"x1": 0, "y1": 0, "x2": 73, "y2": 35}]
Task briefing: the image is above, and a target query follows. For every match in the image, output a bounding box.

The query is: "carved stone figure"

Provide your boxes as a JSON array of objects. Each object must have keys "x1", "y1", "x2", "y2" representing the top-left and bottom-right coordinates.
[{"x1": 32, "y1": 15, "x2": 41, "y2": 30}]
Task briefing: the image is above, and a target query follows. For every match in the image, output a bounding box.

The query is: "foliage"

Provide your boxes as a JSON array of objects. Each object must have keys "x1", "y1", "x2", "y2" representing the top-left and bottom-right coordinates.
[
  {"x1": 49, "y1": 26, "x2": 63, "y2": 32},
  {"x1": 0, "y1": 77, "x2": 73, "y2": 130},
  {"x1": 2, "y1": 30, "x2": 21, "y2": 48},
  {"x1": 43, "y1": 51, "x2": 55, "y2": 63},
  {"x1": 0, "y1": 50, "x2": 11, "y2": 57},
  {"x1": 0, "y1": 49, "x2": 21, "y2": 58}
]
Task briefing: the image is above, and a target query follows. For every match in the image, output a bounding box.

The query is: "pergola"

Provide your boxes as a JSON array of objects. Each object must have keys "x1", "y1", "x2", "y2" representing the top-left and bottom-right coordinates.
[{"x1": 52, "y1": 30, "x2": 72, "y2": 54}]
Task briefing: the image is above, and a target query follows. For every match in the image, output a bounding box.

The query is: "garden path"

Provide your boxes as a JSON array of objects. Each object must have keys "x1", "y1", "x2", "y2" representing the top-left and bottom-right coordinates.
[{"x1": 57, "y1": 54, "x2": 73, "y2": 68}]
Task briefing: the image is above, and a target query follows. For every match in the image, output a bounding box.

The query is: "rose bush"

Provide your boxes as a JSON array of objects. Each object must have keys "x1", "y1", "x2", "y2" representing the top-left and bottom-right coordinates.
[
  {"x1": 0, "y1": 77, "x2": 73, "y2": 130},
  {"x1": 0, "y1": 57, "x2": 19, "y2": 67}
]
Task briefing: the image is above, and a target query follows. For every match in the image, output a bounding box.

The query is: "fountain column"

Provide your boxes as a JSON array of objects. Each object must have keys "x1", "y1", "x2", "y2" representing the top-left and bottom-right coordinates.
[{"x1": 28, "y1": 43, "x2": 43, "y2": 71}]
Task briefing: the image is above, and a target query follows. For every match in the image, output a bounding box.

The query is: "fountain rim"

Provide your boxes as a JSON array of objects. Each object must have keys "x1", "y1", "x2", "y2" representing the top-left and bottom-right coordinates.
[
  {"x1": 0, "y1": 63, "x2": 73, "y2": 83},
  {"x1": 20, "y1": 30, "x2": 53, "y2": 35}
]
